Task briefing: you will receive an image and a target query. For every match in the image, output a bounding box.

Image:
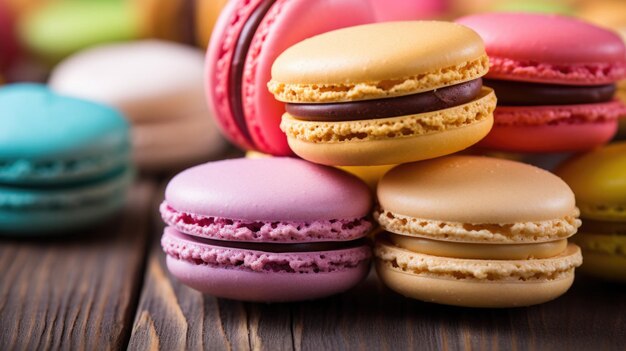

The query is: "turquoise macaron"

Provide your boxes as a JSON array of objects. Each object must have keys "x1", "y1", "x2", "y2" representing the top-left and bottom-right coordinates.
[{"x1": 0, "y1": 84, "x2": 133, "y2": 234}]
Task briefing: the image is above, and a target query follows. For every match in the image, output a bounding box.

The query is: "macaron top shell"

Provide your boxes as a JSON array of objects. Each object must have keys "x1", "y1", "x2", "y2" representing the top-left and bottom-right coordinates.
[
  {"x1": 457, "y1": 13, "x2": 625, "y2": 65},
  {"x1": 557, "y1": 142, "x2": 626, "y2": 221},
  {"x1": 457, "y1": 13, "x2": 626, "y2": 84},
  {"x1": 50, "y1": 40, "x2": 207, "y2": 123},
  {"x1": 0, "y1": 84, "x2": 130, "y2": 184},
  {"x1": 269, "y1": 21, "x2": 488, "y2": 101},
  {"x1": 378, "y1": 156, "x2": 577, "y2": 224},
  {"x1": 165, "y1": 158, "x2": 372, "y2": 222}
]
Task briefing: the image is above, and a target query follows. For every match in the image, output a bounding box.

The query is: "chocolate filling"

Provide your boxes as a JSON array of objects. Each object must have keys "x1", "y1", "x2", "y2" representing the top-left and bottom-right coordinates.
[
  {"x1": 285, "y1": 79, "x2": 483, "y2": 121},
  {"x1": 187, "y1": 234, "x2": 368, "y2": 253},
  {"x1": 485, "y1": 79, "x2": 616, "y2": 106},
  {"x1": 229, "y1": 0, "x2": 276, "y2": 141}
]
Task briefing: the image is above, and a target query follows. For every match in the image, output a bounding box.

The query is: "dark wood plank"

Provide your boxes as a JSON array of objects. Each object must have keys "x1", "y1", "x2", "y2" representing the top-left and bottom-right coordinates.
[
  {"x1": 0, "y1": 181, "x2": 156, "y2": 351},
  {"x1": 129, "y1": 179, "x2": 626, "y2": 351}
]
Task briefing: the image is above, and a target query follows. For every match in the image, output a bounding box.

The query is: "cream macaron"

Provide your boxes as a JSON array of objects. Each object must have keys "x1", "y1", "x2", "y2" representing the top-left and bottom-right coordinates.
[
  {"x1": 49, "y1": 40, "x2": 227, "y2": 173},
  {"x1": 374, "y1": 156, "x2": 582, "y2": 308},
  {"x1": 268, "y1": 21, "x2": 496, "y2": 166}
]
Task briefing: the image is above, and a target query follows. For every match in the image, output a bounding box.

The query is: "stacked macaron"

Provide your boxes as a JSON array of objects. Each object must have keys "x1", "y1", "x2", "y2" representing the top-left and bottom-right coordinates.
[
  {"x1": 268, "y1": 21, "x2": 496, "y2": 166},
  {"x1": 374, "y1": 156, "x2": 582, "y2": 307},
  {"x1": 557, "y1": 142, "x2": 626, "y2": 282},
  {"x1": 160, "y1": 157, "x2": 373, "y2": 301},
  {"x1": 0, "y1": 84, "x2": 133, "y2": 234},
  {"x1": 50, "y1": 40, "x2": 226, "y2": 173},
  {"x1": 206, "y1": 0, "x2": 450, "y2": 157},
  {"x1": 458, "y1": 13, "x2": 626, "y2": 152}
]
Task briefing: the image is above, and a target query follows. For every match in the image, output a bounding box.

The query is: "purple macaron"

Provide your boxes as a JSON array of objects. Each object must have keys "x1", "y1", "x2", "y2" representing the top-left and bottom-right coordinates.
[{"x1": 160, "y1": 157, "x2": 373, "y2": 302}]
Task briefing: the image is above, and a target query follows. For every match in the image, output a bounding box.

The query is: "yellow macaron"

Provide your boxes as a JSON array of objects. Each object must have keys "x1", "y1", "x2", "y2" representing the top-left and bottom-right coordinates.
[
  {"x1": 268, "y1": 21, "x2": 496, "y2": 166},
  {"x1": 557, "y1": 142, "x2": 626, "y2": 282},
  {"x1": 375, "y1": 156, "x2": 582, "y2": 307}
]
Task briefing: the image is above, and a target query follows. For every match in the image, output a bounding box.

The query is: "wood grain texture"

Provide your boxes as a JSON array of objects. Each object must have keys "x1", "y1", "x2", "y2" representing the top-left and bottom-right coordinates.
[
  {"x1": 130, "y1": 188, "x2": 626, "y2": 351},
  {"x1": 0, "y1": 181, "x2": 156, "y2": 351}
]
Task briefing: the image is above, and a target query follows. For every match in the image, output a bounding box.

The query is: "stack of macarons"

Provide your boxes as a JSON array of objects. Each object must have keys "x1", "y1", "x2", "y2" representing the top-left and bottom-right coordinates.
[
  {"x1": 374, "y1": 156, "x2": 582, "y2": 307},
  {"x1": 267, "y1": 21, "x2": 496, "y2": 166},
  {"x1": 0, "y1": 84, "x2": 133, "y2": 234},
  {"x1": 160, "y1": 157, "x2": 373, "y2": 302},
  {"x1": 205, "y1": 0, "x2": 451, "y2": 157},
  {"x1": 458, "y1": 13, "x2": 626, "y2": 152},
  {"x1": 260, "y1": 19, "x2": 587, "y2": 307},
  {"x1": 557, "y1": 142, "x2": 626, "y2": 282},
  {"x1": 50, "y1": 40, "x2": 226, "y2": 173}
]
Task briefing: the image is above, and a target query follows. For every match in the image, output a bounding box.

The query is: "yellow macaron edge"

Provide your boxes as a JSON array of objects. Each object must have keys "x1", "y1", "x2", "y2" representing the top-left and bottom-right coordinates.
[{"x1": 268, "y1": 55, "x2": 489, "y2": 103}]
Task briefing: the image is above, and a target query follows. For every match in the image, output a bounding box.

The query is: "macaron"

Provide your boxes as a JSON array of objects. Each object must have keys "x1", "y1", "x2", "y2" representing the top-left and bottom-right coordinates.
[
  {"x1": 374, "y1": 156, "x2": 582, "y2": 307},
  {"x1": 206, "y1": 0, "x2": 442, "y2": 157},
  {"x1": 160, "y1": 157, "x2": 373, "y2": 301},
  {"x1": 0, "y1": 84, "x2": 133, "y2": 234},
  {"x1": 556, "y1": 142, "x2": 626, "y2": 282},
  {"x1": 268, "y1": 21, "x2": 496, "y2": 166},
  {"x1": 50, "y1": 40, "x2": 226, "y2": 173},
  {"x1": 458, "y1": 13, "x2": 626, "y2": 152},
  {"x1": 134, "y1": 0, "x2": 228, "y2": 48},
  {"x1": 19, "y1": 0, "x2": 139, "y2": 63}
]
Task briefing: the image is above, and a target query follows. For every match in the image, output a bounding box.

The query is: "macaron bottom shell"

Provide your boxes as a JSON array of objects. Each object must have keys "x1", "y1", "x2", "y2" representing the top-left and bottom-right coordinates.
[
  {"x1": 375, "y1": 260, "x2": 575, "y2": 308},
  {"x1": 375, "y1": 239, "x2": 581, "y2": 308},
  {"x1": 162, "y1": 227, "x2": 372, "y2": 302},
  {"x1": 167, "y1": 256, "x2": 371, "y2": 302},
  {"x1": 572, "y1": 234, "x2": 626, "y2": 282},
  {"x1": 282, "y1": 89, "x2": 496, "y2": 166},
  {"x1": 0, "y1": 166, "x2": 132, "y2": 235},
  {"x1": 480, "y1": 120, "x2": 618, "y2": 153}
]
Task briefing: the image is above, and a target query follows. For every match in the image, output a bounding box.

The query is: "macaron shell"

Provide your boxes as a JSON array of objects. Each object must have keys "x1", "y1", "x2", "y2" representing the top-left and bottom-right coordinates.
[
  {"x1": 286, "y1": 115, "x2": 493, "y2": 166},
  {"x1": 50, "y1": 41, "x2": 209, "y2": 124},
  {"x1": 167, "y1": 256, "x2": 370, "y2": 302},
  {"x1": 205, "y1": 0, "x2": 267, "y2": 151},
  {"x1": 282, "y1": 89, "x2": 495, "y2": 166},
  {"x1": 375, "y1": 260, "x2": 576, "y2": 308},
  {"x1": 378, "y1": 156, "x2": 577, "y2": 224},
  {"x1": 491, "y1": 100, "x2": 626, "y2": 126},
  {"x1": 375, "y1": 239, "x2": 582, "y2": 307},
  {"x1": 161, "y1": 202, "x2": 372, "y2": 243},
  {"x1": 456, "y1": 13, "x2": 626, "y2": 84},
  {"x1": 556, "y1": 142, "x2": 626, "y2": 219},
  {"x1": 0, "y1": 84, "x2": 131, "y2": 184},
  {"x1": 480, "y1": 121, "x2": 618, "y2": 153},
  {"x1": 243, "y1": 0, "x2": 380, "y2": 155},
  {"x1": 270, "y1": 21, "x2": 486, "y2": 88},
  {"x1": 164, "y1": 158, "x2": 372, "y2": 222},
  {"x1": 0, "y1": 167, "x2": 132, "y2": 234},
  {"x1": 132, "y1": 113, "x2": 226, "y2": 173}
]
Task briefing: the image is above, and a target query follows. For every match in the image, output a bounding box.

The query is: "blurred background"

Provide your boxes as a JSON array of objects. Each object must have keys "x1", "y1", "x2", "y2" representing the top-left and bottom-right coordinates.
[{"x1": 1, "y1": 0, "x2": 625, "y2": 85}]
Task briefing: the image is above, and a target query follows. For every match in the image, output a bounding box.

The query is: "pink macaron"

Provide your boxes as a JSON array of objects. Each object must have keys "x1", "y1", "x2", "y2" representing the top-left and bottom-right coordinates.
[
  {"x1": 205, "y1": 0, "x2": 445, "y2": 156},
  {"x1": 458, "y1": 13, "x2": 626, "y2": 152},
  {"x1": 160, "y1": 157, "x2": 373, "y2": 302}
]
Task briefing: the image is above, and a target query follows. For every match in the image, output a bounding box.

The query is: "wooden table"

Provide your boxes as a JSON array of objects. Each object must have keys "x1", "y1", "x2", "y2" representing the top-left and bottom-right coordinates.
[{"x1": 1, "y1": 179, "x2": 625, "y2": 351}]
